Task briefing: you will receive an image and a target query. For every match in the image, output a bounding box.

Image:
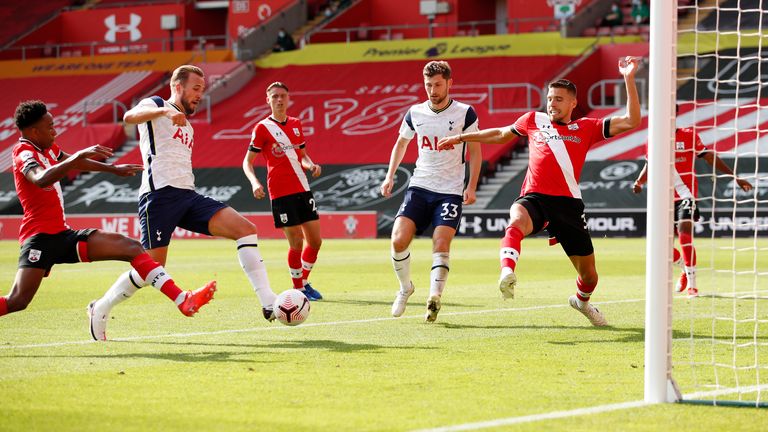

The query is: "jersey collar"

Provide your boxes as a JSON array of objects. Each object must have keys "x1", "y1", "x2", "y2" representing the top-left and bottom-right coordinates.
[
  {"x1": 19, "y1": 138, "x2": 44, "y2": 153},
  {"x1": 269, "y1": 116, "x2": 289, "y2": 126},
  {"x1": 428, "y1": 99, "x2": 453, "y2": 114}
]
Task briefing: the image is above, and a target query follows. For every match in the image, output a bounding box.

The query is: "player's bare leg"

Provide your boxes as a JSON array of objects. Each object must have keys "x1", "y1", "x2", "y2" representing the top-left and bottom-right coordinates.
[
  {"x1": 0, "y1": 268, "x2": 46, "y2": 317},
  {"x1": 498, "y1": 203, "x2": 533, "y2": 299},
  {"x1": 391, "y1": 216, "x2": 416, "y2": 317},
  {"x1": 567, "y1": 254, "x2": 607, "y2": 326}
]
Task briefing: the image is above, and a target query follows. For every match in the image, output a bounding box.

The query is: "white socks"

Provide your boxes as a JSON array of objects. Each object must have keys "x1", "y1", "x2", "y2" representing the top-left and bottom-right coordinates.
[
  {"x1": 237, "y1": 235, "x2": 277, "y2": 308},
  {"x1": 684, "y1": 265, "x2": 697, "y2": 289},
  {"x1": 429, "y1": 252, "x2": 450, "y2": 298},
  {"x1": 94, "y1": 269, "x2": 144, "y2": 311},
  {"x1": 391, "y1": 248, "x2": 411, "y2": 291}
]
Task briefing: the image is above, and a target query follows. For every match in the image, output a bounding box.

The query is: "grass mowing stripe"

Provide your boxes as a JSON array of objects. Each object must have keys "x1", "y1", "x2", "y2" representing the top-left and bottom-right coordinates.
[{"x1": 0, "y1": 297, "x2": 644, "y2": 350}]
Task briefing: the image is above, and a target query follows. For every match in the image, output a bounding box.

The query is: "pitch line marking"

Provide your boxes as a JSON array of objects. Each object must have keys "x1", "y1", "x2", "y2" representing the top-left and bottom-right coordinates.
[
  {"x1": 0, "y1": 298, "x2": 643, "y2": 350},
  {"x1": 412, "y1": 384, "x2": 768, "y2": 432}
]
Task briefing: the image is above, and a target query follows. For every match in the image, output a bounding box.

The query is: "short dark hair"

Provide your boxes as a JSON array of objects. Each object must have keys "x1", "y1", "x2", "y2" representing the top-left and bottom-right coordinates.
[
  {"x1": 14, "y1": 100, "x2": 48, "y2": 130},
  {"x1": 423, "y1": 61, "x2": 452, "y2": 79},
  {"x1": 266, "y1": 81, "x2": 289, "y2": 94},
  {"x1": 549, "y1": 79, "x2": 577, "y2": 97}
]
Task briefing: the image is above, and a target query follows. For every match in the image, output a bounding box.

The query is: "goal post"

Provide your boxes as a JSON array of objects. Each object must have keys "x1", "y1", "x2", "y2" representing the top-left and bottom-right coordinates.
[
  {"x1": 644, "y1": 0, "x2": 678, "y2": 404},
  {"x1": 647, "y1": 0, "x2": 768, "y2": 407}
]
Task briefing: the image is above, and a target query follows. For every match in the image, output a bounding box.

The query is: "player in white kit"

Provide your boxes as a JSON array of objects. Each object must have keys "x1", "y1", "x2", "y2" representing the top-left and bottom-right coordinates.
[
  {"x1": 380, "y1": 60, "x2": 481, "y2": 322},
  {"x1": 87, "y1": 65, "x2": 278, "y2": 340}
]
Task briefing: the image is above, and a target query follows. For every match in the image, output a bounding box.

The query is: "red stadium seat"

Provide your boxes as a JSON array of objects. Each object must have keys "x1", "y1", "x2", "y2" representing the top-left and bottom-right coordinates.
[
  {"x1": 582, "y1": 27, "x2": 598, "y2": 37},
  {"x1": 612, "y1": 26, "x2": 626, "y2": 36},
  {"x1": 597, "y1": 26, "x2": 613, "y2": 36},
  {"x1": 626, "y1": 25, "x2": 640, "y2": 35}
]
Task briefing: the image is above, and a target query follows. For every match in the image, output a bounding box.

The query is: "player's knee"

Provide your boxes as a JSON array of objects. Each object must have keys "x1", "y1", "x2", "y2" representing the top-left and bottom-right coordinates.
[
  {"x1": 236, "y1": 218, "x2": 258, "y2": 237},
  {"x1": 7, "y1": 293, "x2": 31, "y2": 313},
  {"x1": 391, "y1": 236, "x2": 410, "y2": 253},
  {"x1": 308, "y1": 237, "x2": 322, "y2": 250},
  {"x1": 122, "y1": 238, "x2": 145, "y2": 259}
]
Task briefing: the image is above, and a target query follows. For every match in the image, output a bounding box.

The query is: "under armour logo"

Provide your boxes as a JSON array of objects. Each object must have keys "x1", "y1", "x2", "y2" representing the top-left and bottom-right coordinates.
[
  {"x1": 104, "y1": 13, "x2": 142, "y2": 43},
  {"x1": 156, "y1": 230, "x2": 162, "y2": 241}
]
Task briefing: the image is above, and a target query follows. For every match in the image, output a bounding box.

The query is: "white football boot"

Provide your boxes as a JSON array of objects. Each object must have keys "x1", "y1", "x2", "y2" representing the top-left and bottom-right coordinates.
[
  {"x1": 391, "y1": 282, "x2": 414, "y2": 317},
  {"x1": 87, "y1": 300, "x2": 109, "y2": 341},
  {"x1": 568, "y1": 295, "x2": 608, "y2": 327},
  {"x1": 498, "y1": 267, "x2": 517, "y2": 299}
]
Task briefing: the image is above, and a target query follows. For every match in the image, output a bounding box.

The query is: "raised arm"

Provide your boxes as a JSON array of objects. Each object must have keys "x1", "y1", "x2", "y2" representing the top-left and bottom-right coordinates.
[
  {"x1": 25, "y1": 145, "x2": 116, "y2": 188},
  {"x1": 437, "y1": 127, "x2": 516, "y2": 150},
  {"x1": 380, "y1": 136, "x2": 411, "y2": 197},
  {"x1": 608, "y1": 56, "x2": 642, "y2": 137},
  {"x1": 701, "y1": 152, "x2": 753, "y2": 192}
]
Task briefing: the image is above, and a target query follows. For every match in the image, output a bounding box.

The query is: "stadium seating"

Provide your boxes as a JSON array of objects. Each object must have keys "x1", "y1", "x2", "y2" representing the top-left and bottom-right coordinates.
[
  {"x1": 0, "y1": 0, "x2": 73, "y2": 48},
  {"x1": 116, "y1": 56, "x2": 575, "y2": 170},
  {"x1": 0, "y1": 71, "x2": 163, "y2": 171}
]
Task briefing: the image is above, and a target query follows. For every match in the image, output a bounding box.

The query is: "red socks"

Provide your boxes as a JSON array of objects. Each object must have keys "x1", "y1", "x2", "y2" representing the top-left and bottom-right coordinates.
[
  {"x1": 301, "y1": 246, "x2": 320, "y2": 281},
  {"x1": 0, "y1": 297, "x2": 7, "y2": 317},
  {"x1": 130, "y1": 253, "x2": 182, "y2": 301},
  {"x1": 288, "y1": 248, "x2": 303, "y2": 288},
  {"x1": 678, "y1": 231, "x2": 697, "y2": 266},
  {"x1": 576, "y1": 276, "x2": 597, "y2": 302},
  {"x1": 500, "y1": 226, "x2": 524, "y2": 271}
]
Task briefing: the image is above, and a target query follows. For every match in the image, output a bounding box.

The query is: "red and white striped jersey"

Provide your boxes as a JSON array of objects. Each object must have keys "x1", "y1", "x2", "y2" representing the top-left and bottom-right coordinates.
[
  {"x1": 249, "y1": 116, "x2": 310, "y2": 200},
  {"x1": 12, "y1": 139, "x2": 68, "y2": 243},
  {"x1": 512, "y1": 111, "x2": 609, "y2": 198}
]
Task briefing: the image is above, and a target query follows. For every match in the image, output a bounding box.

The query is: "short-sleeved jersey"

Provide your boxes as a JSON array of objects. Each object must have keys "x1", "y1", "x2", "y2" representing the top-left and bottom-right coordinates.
[
  {"x1": 136, "y1": 96, "x2": 195, "y2": 196},
  {"x1": 398, "y1": 100, "x2": 479, "y2": 196},
  {"x1": 512, "y1": 111, "x2": 609, "y2": 198},
  {"x1": 249, "y1": 116, "x2": 310, "y2": 200},
  {"x1": 673, "y1": 127, "x2": 708, "y2": 200},
  {"x1": 12, "y1": 139, "x2": 68, "y2": 243}
]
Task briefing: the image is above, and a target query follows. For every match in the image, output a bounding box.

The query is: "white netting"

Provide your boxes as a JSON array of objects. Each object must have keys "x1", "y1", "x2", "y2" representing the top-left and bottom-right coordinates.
[{"x1": 673, "y1": 0, "x2": 768, "y2": 406}]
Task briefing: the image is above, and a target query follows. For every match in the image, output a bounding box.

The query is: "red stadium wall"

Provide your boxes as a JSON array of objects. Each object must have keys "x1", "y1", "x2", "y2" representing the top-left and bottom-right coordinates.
[{"x1": 10, "y1": 3, "x2": 223, "y2": 55}]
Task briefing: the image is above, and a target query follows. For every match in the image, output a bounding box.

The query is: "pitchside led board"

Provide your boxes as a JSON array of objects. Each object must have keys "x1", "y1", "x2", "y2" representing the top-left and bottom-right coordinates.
[{"x1": 1, "y1": 160, "x2": 764, "y2": 240}]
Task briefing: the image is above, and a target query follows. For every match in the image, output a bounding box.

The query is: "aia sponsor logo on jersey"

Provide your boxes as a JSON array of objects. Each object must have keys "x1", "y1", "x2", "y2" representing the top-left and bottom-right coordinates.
[{"x1": 172, "y1": 128, "x2": 193, "y2": 149}]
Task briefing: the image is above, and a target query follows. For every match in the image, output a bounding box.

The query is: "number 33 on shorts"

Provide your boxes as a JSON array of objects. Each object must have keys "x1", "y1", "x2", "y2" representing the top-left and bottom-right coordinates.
[{"x1": 440, "y1": 203, "x2": 459, "y2": 220}]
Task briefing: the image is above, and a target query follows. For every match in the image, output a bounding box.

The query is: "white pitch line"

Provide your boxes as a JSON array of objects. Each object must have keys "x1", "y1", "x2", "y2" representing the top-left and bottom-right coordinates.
[
  {"x1": 413, "y1": 384, "x2": 768, "y2": 432},
  {"x1": 411, "y1": 400, "x2": 650, "y2": 432},
  {"x1": 0, "y1": 298, "x2": 643, "y2": 350}
]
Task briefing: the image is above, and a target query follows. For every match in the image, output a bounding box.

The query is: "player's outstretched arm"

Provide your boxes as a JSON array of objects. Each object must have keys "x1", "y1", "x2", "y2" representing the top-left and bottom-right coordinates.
[
  {"x1": 62, "y1": 149, "x2": 142, "y2": 176},
  {"x1": 437, "y1": 127, "x2": 514, "y2": 150},
  {"x1": 632, "y1": 162, "x2": 648, "y2": 193},
  {"x1": 701, "y1": 152, "x2": 754, "y2": 192},
  {"x1": 242, "y1": 150, "x2": 266, "y2": 199},
  {"x1": 608, "y1": 56, "x2": 642, "y2": 137},
  {"x1": 124, "y1": 105, "x2": 187, "y2": 127},
  {"x1": 464, "y1": 141, "x2": 482, "y2": 205},
  {"x1": 381, "y1": 136, "x2": 411, "y2": 197},
  {"x1": 25, "y1": 145, "x2": 115, "y2": 188}
]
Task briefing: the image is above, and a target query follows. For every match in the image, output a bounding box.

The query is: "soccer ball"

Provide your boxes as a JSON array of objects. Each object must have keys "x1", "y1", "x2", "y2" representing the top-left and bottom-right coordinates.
[{"x1": 274, "y1": 289, "x2": 311, "y2": 326}]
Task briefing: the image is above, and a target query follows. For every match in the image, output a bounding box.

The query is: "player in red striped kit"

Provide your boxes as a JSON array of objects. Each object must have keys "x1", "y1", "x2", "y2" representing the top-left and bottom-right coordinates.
[
  {"x1": 1, "y1": 100, "x2": 215, "y2": 332},
  {"x1": 439, "y1": 57, "x2": 643, "y2": 326},
  {"x1": 244, "y1": 82, "x2": 323, "y2": 300},
  {"x1": 632, "y1": 105, "x2": 753, "y2": 297}
]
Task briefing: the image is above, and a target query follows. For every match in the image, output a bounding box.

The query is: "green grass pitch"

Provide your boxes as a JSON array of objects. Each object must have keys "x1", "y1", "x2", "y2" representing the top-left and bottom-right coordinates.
[{"x1": 0, "y1": 237, "x2": 766, "y2": 431}]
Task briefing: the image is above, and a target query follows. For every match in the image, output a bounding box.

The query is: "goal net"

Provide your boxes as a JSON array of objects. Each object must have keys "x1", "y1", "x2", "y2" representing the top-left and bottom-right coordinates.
[{"x1": 654, "y1": 0, "x2": 768, "y2": 407}]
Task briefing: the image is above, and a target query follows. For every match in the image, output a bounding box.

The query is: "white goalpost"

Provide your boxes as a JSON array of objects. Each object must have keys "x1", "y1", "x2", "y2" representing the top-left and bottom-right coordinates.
[{"x1": 647, "y1": 0, "x2": 768, "y2": 407}]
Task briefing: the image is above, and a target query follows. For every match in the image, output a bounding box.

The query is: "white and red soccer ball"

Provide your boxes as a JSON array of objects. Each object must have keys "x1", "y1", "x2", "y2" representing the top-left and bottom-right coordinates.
[{"x1": 274, "y1": 289, "x2": 311, "y2": 326}]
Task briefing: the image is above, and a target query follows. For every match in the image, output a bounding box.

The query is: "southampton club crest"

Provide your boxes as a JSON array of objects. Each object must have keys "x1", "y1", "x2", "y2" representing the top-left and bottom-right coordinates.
[
  {"x1": 280, "y1": 213, "x2": 289, "y2": 224},
  {"x1": 28, "y1": 249, "x2": 42, "y2": 263}
]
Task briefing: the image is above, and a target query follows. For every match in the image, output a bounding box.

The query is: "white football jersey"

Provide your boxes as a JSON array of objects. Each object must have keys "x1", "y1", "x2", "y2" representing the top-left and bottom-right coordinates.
[
  {"x1": 136, "y1": 97, "x2": 196, "y2": 196},
  {"x1": 398, "y1": 99, "x2": 479, "y2": 196}
]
